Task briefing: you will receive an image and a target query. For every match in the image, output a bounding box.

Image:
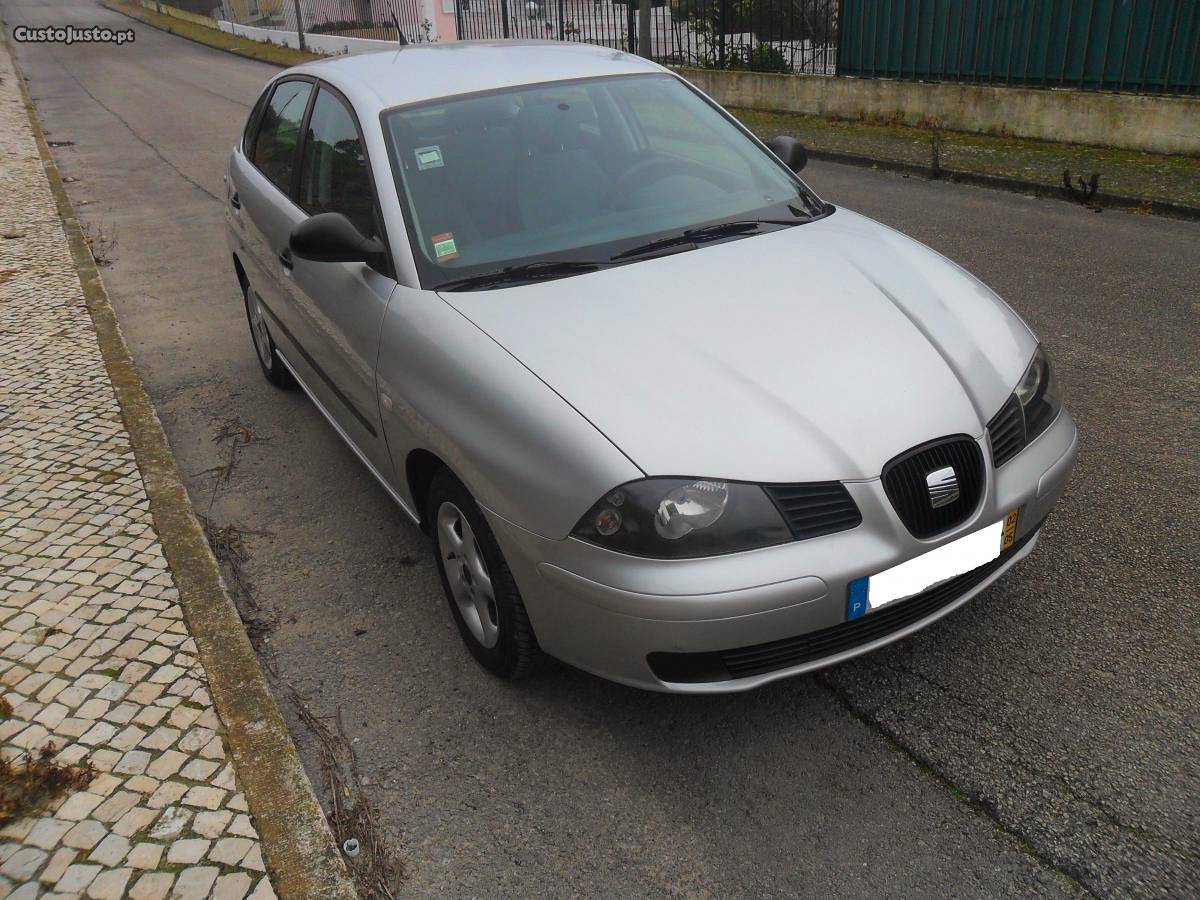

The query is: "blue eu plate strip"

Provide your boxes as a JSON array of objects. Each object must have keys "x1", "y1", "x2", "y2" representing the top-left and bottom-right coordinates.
[{"x1": 847, "y1": 577, "x2": 870, "y2": 620}]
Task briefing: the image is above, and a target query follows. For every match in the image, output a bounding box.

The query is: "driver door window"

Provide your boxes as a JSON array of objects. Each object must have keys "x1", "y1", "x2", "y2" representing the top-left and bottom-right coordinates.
[{"x1": 297, "y1": 88, "x2": 377, "y2": 239}]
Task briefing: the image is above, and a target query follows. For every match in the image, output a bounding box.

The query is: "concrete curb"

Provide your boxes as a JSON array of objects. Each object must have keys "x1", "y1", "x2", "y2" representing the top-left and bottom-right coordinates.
[{"x1": 3, "y1": 28, "x2": 358, "y2": 900}]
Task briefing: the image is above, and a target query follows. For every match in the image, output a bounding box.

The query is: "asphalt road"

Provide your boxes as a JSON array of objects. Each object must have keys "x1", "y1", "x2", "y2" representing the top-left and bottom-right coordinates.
[{"x1": 4, "y1": 1, "x2": 1196, "y2": 896}]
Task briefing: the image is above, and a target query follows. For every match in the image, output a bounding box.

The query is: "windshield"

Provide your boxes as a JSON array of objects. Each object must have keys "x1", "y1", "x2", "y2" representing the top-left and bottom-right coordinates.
[{"x1": 382, "y1": 73, "x2": 827, "y2": 289}]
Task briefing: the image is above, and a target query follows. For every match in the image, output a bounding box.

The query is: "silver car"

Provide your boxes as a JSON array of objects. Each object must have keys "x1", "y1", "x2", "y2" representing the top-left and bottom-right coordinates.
[{"x1": 225, "y1": 42, "x2": 1077, "y2": 692}]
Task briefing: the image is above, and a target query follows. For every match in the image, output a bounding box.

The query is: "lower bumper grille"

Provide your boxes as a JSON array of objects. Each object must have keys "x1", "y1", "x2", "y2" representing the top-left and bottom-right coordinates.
[{"x1": 647, "y1": 518, "x2": 1043, "y2": 685}]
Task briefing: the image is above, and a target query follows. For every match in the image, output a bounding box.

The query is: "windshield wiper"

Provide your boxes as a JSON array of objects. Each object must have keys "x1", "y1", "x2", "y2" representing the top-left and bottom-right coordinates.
[
  {"x1": 435, "y1": 218, "x2": 807, "y2": 289},
  {"x1": 610, "y1": 219, "x2": 803, "y2": 262},
  {"x1": 435, "y1": 260, "x2": 608, "y2": 292}
]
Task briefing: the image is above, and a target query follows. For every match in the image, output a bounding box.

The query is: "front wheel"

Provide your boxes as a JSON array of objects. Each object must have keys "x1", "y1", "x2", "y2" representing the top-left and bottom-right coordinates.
[
  {"x1": 427, "y1": 469, "x2": 542, "y2": 680},
  {"x1": 242, "y1": 281, "x2": 294, "y2": 388}
]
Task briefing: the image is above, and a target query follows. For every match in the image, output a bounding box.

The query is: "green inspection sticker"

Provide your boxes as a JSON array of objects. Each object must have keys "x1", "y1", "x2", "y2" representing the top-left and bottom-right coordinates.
[
  {"x1": 415, "y1": 145, "x2": 444, "y2": 170},
  {"x1": 431, "y1": 231, "x2": 458, "y2": 260}
]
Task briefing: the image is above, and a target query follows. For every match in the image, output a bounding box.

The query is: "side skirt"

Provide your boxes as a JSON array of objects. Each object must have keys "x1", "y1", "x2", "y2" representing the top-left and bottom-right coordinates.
[{"x1": 276, "y1": 350, "x2": 421, "y2": 527}]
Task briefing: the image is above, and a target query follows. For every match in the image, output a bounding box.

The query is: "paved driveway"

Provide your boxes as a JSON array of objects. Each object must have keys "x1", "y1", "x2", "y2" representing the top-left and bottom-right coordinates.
[{"x1": 4, "y1": 0, "x2": 1196, "y2": 894}]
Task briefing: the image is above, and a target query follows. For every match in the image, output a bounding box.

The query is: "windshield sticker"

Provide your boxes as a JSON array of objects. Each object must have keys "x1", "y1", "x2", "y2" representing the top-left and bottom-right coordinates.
[
  {"x1": 415, "y1": 145, "x2": 444, "y2": 171},
  {"x1": 431, "y1": 232, "x2": 458, "y2": 261}
]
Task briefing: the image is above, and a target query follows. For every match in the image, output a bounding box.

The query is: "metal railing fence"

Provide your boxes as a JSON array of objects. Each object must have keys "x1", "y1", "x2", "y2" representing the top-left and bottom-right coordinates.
[
  {"x1": 454, "y1": 0, "x2": 839, "y2": 74},
  {"x1": 210, "y1": 0, "x2": 1198, "y2": 94}
]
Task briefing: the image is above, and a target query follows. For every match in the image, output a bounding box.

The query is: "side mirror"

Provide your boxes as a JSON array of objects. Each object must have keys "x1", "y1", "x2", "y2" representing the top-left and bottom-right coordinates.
[
  {"x1": 768, "y1": 135, "x2": 808, "y2": 173},
  {"x1": 290, "y1": 212, "x2": 385, "y2": 265}
]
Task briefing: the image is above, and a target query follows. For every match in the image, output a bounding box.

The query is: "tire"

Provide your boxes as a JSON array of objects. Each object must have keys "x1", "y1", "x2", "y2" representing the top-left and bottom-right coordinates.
[
  {"x1": 241, "y1": 279, "x2": 294, "y2": 388},
  {"x1": 427, "y1": 468, "x2": 542, "y2": 680}
]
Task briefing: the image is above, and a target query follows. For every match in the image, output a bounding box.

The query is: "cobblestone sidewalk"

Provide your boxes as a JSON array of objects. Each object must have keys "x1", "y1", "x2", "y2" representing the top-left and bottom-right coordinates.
[{"x1": 0, "y1": 40, "x2": 275, "y2": 900}]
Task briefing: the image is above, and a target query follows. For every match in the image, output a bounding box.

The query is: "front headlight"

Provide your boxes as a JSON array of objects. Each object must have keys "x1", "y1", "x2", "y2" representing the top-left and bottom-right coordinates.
[
  {"x1": 571, "y1": 478, "x2": 791, "y2": 559},
  {"x1": 1014, "y1": 345, "x2": 1062, "y2": 444}
]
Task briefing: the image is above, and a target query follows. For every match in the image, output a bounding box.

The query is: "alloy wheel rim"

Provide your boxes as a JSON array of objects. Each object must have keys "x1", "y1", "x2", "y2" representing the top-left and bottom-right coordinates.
[
  {"x1": 248, "y1": 293, "x2": 272, "y2": 367},
  {"x1": 437, "y1": 501, "x2": 499, "y2": 649}
]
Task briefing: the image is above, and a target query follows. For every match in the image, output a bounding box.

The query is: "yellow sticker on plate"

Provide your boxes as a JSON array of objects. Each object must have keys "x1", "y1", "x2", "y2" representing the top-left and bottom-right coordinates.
[{"x1": 1001, "y1": 508, "x2": 1020, "y2": 550}]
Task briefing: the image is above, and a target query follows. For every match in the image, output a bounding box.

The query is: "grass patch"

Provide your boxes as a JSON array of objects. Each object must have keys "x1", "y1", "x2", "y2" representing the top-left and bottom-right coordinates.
[
  {"x1": 994, "y1": 821, "x2": 1042, "y2": 860},
  {"x1": 102, "y1": 0, "x2": 320, "y2": 67},
  {"x1": 0, "y1": 697, "x2": 12, "y2": 720},
  {"x1": 1, "y1": 744, "x2": 96, "y2": 823},
  {"x1": 733, "y1": 107, "x2": 1200, "y2": 207}
]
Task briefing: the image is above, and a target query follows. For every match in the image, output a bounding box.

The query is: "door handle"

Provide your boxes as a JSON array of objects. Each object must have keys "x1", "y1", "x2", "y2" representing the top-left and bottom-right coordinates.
[
  {"x1": 278, "y1": 247, "x2": 293, "y2": 270},
  {"x1": 229, "y1": 192, "x2": 241, "y2": 210}
]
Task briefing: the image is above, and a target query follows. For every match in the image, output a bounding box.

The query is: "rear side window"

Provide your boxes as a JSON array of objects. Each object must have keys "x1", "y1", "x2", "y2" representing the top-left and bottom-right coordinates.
[
  {"x1": 242, "y1": 88, "x2": 270, "y2": 155},
  {"x1": 298, "y1": 88, "x2": 376, "y2": 238},
  {"x1": 252, "y1": 80, "x2": 313, "y2": 194}
]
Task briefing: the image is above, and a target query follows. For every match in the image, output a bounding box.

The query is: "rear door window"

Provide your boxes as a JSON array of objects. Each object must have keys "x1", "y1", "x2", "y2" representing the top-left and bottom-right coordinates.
[
  {"x1": 242, "y1": 88, "x2": 270, "y2": 155},
  {"x1": 251, "y1": 80, "x2": 313, "y2": 195}
]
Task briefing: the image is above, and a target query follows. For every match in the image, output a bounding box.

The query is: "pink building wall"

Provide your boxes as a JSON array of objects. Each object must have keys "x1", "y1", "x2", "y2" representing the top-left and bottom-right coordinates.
[{"x1": 432, "y1": 0, "x2": 457, "y2": 40}]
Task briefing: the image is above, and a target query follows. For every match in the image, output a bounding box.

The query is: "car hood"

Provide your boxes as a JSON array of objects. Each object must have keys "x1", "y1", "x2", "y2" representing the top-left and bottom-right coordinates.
[{"x1": 438, "y1": 209, "x2": 1036, "y2": 482}]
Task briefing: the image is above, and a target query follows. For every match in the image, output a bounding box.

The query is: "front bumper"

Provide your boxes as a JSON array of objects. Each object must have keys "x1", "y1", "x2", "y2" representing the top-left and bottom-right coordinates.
[{"x1": 488, "y1": 411, "x2": 1078, "y2": 693}]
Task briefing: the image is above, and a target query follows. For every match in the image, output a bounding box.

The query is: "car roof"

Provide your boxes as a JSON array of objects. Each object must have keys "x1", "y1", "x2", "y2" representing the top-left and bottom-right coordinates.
[{"x1": 287, "y1": 40, "x2": 669, "y2": 112}]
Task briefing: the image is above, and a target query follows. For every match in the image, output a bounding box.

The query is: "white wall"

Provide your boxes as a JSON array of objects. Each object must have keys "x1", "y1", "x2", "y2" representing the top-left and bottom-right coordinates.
[{"x1": 218, "y1": 20, "x2": 408, "y2": 55}]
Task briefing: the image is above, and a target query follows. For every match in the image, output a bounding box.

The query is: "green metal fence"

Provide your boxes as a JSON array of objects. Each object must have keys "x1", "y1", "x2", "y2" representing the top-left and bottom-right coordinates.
[{"x1": 837, "y1": 0, "x2": 1199, "y2": 95}]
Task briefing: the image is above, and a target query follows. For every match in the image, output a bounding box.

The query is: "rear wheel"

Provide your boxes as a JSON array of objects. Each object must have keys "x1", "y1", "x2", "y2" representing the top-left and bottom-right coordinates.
[
  {"x1": 427, "y1": 469, "x2": 542, "y2": 680},
  {"x1": 241, "y1": 280, "x2": 293, "y2": 388}
]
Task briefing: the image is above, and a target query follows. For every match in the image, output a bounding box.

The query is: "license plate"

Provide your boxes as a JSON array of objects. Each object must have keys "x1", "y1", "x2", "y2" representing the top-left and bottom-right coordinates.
[{"x1": 846, "y1": 509, "x2": 1019, "y2": 620}]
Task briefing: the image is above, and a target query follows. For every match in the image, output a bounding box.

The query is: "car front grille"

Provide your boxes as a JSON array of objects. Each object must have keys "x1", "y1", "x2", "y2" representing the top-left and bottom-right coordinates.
[
  {"x1": 881, "y1": 436, "x2": 984, "y2": 538},
  {"x1": 646, "y1": 518, "x2": 1043, "y2": 684},
  {"x1": 762, "y1": 482, "x2": 861, "y2": 541},
  {"x1": 987, "y1": 394, "x2": 1025, "y2": 468}
]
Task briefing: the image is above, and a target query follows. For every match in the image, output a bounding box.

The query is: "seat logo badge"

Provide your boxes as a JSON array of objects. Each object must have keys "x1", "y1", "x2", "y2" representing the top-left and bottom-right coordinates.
[{"x1": 925, "y1": 466, "x2": 959, "y2": 509}]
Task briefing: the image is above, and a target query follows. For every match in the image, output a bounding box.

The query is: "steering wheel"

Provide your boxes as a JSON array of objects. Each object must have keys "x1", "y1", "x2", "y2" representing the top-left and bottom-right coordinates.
[{"x1": 606, "y1": 155, "x2": 729, "y2": 211}]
